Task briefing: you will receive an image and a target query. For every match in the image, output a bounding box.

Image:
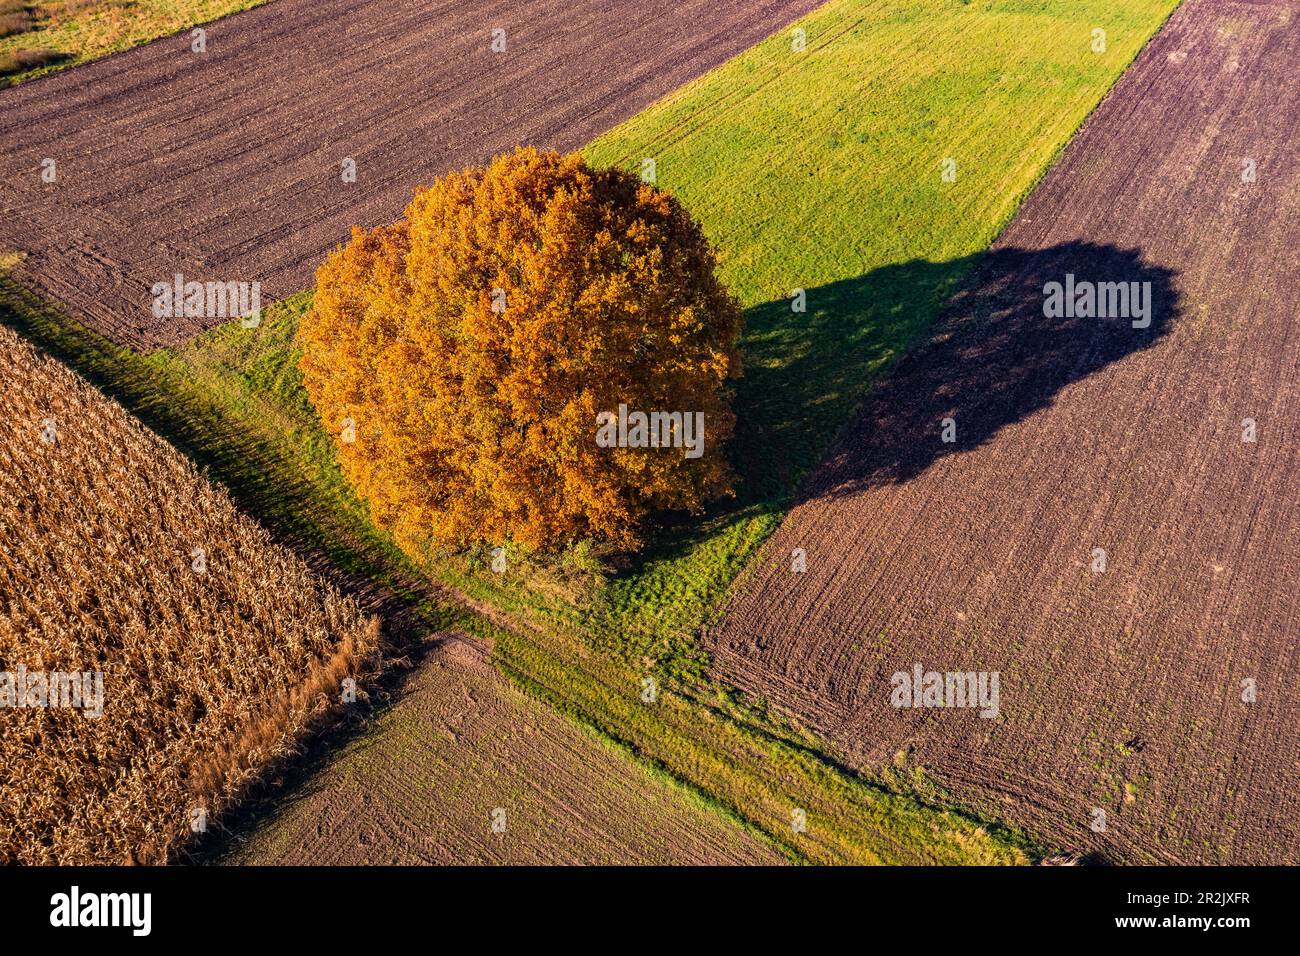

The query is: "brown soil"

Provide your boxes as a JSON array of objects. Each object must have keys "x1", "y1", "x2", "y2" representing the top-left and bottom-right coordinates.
[
  {"x1": 220, "y1": 632, "x2": 783, "y2": 865},
  {"x1": 0, "y1": 0, "x2": 821, "y2": 348},
  {"x1": 708, "y1": 0, "x2": 1299, "y2": 864}
]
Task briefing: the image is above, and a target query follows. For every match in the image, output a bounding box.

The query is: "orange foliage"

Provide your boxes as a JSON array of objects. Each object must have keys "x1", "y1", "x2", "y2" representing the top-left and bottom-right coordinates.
[{"x1": 299, "y1": 147, "x2": 742, "y2": 553}]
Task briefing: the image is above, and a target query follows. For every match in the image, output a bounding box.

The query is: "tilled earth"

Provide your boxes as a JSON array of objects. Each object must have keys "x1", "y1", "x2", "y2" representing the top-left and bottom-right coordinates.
[
  {"x1": 0, "y1": 0, "x2": 821, "y2": 348},
  {"x1": 709, "y1": 0, "x2": 1299, "y2": 863},
  {"x1": 221, "y1": 633, "x2": 783, "y2": 865}
]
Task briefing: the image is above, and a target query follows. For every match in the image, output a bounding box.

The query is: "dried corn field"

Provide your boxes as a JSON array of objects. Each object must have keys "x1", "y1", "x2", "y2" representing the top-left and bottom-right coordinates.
[{"x1": 0, "y1": 323, "x2": 378, "y2": 864}]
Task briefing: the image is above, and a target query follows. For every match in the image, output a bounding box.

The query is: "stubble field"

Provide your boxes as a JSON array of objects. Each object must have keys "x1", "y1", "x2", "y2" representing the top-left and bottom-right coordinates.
[{"x1": 222, "y1": 632, "x2": 784, "y2": 865}]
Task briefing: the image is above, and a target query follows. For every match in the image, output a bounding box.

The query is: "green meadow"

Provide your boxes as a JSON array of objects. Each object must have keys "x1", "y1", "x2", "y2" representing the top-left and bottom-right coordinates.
[{"x1": 1, "y1": 0, "x2": 1182, "y2": 861}]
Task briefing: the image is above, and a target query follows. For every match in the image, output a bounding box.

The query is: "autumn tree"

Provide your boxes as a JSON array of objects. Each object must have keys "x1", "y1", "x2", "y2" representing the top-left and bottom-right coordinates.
[{"x1": 299, "y1": 147, "x2": 742, "y2": 553}]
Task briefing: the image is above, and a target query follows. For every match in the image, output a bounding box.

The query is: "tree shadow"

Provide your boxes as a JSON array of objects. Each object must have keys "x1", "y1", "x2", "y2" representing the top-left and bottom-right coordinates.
[
  {"x1": 729, "y1": 250, "x2": 982, "y2": 505},
  {"x1": 610, "y1": 251, "x2": 981, "y2": 585},
  {"x1": 791, "y1": 241, "x2": 1179, "y2": 504},
  {"x1": 614, "y1": 241, "x2": 1178, "y2": 591}
]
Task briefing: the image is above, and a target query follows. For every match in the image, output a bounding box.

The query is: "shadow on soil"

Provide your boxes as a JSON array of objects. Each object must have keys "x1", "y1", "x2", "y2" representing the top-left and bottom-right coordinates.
[
  {"x1": 621, "y1": 240, "x2": 1180, "y2": 580},
  {"x1": 610, "y1": 247, "x2": 979, "y2": 583}
]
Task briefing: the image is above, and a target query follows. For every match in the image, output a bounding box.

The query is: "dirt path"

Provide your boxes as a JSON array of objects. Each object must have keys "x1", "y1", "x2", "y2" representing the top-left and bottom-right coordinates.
[
  {"x1": 220, "y1": 632, "x2": 784, "y2": 865},
  {"x1": 709, "y1": 0, "x2": 1299, "y2": 864},
  {"x1": 0, "y1": 0, "x2": 822, "y2": 348}
]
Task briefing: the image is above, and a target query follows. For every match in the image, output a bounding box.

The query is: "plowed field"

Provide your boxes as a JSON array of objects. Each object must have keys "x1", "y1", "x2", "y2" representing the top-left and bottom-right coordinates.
[{"x1": 0, "y1": 0, "x2": 821, "y2": 347}]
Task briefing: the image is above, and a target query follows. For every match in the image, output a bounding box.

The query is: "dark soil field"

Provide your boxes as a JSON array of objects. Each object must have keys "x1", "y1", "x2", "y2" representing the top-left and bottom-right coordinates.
[
  {"x1": 219, "y1": 632, "x2": 783, "y2": 865},
  {"x1": 708, "y1": 0, "x2": 1299, "y2": 864},
  {"x1": 0, "y1": 0, "x2": 821, "y2": 348}
]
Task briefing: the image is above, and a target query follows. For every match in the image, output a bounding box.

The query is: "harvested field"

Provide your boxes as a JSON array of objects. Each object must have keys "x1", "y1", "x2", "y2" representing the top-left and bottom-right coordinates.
[
  {"x1": 221, "y1": 632, "x2": 783, "y2": 865},
  {"x1": 0, "y1": 0, "x2": 822, "y2": 348},
  {"x1": 709, "y1": 0, "x2": 1300, "y2": 864},
  {"x1": 0, "y1": 321, "x2": 378, "y2": 865}
]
